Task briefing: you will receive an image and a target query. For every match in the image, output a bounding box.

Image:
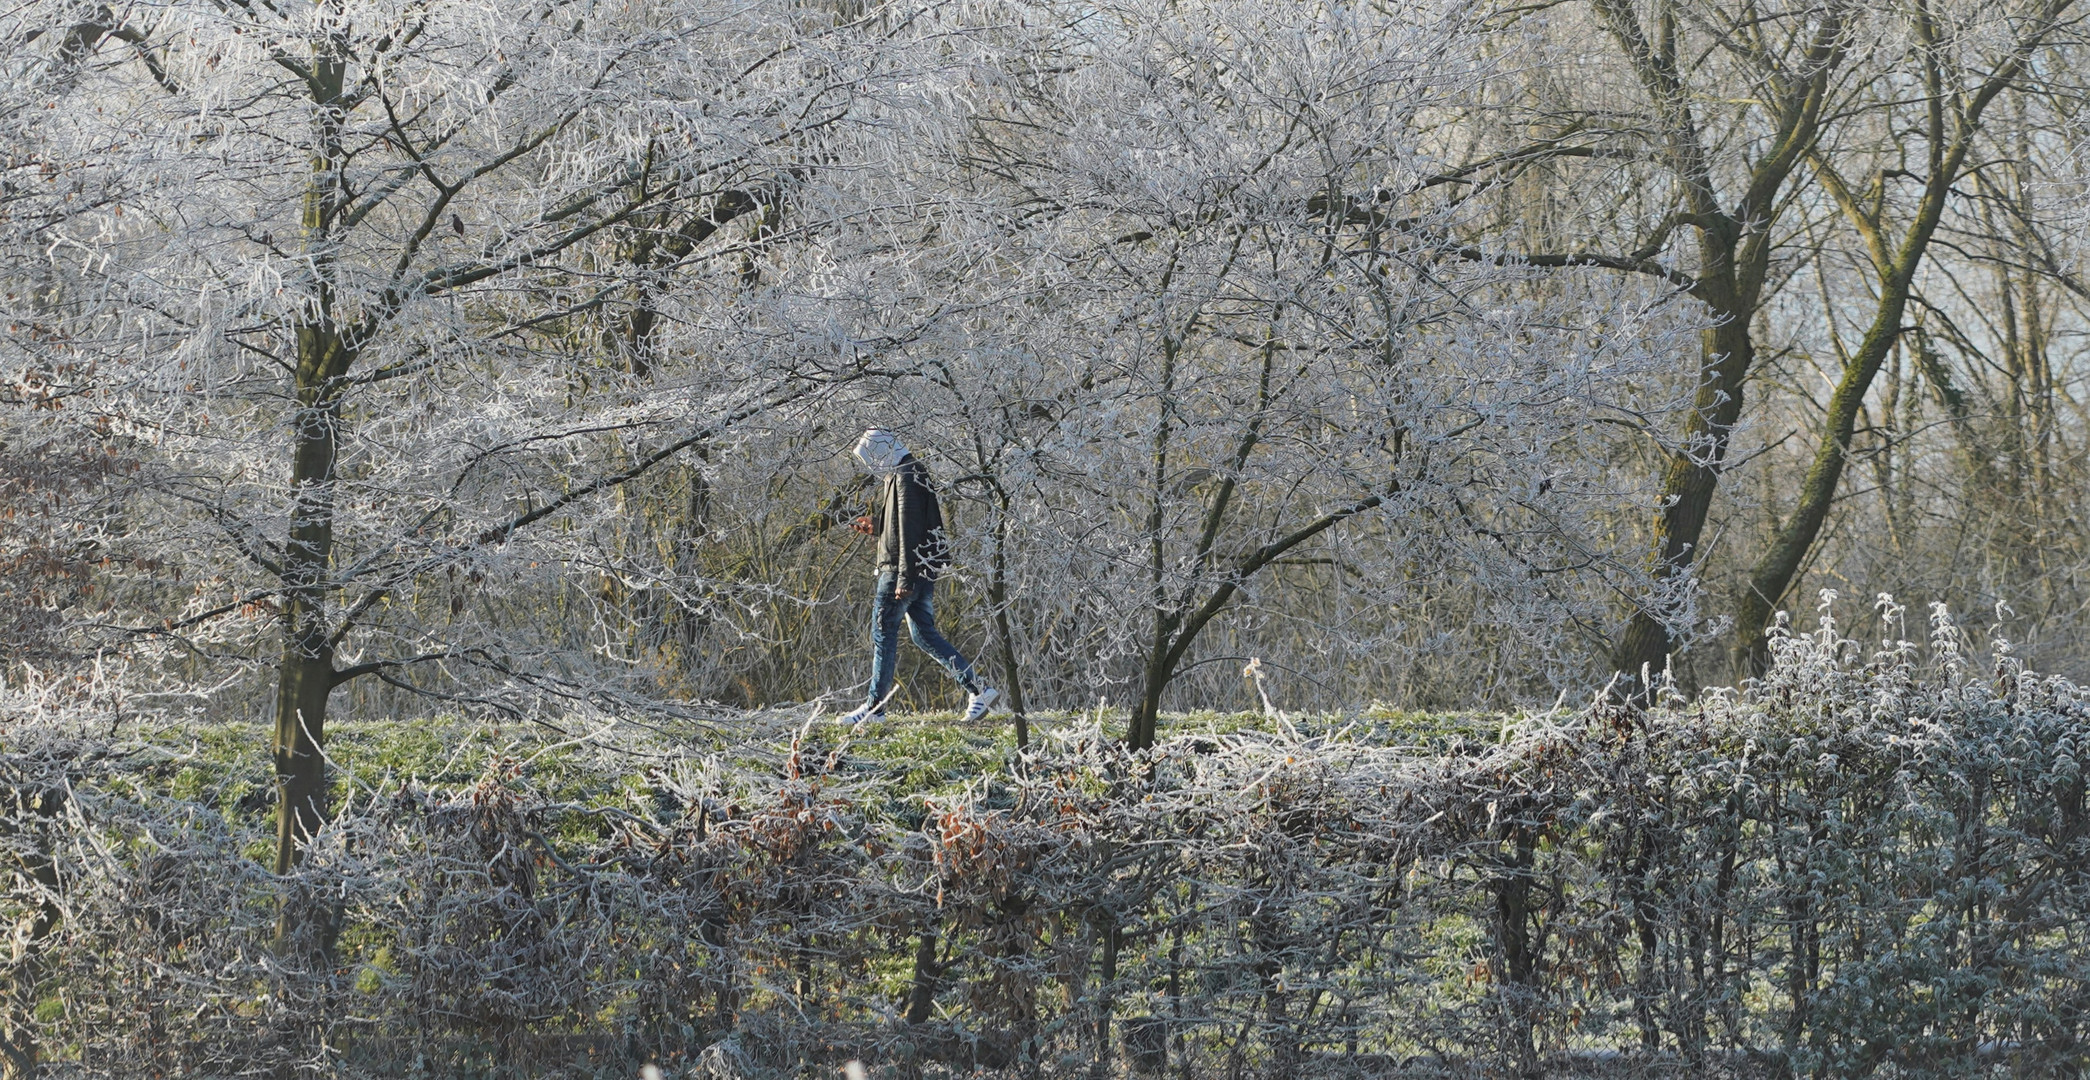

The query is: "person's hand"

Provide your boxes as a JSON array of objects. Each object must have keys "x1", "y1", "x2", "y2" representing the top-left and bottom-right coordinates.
[
  {"x1": 892, "y1": 582, "x2": 912, "y2": 601},
  {"x1": 850, "y1": 515, "x2": 873, "y2": 535}
]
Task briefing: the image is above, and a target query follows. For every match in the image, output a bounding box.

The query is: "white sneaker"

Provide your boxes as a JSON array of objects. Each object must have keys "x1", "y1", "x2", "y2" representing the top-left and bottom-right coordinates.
[
  {"x1": 962, "y1": 686, "x2": 1000, "y2": 722},
  {"x1": 839, "y1": 704, "x2": 884, "y2": 725}
]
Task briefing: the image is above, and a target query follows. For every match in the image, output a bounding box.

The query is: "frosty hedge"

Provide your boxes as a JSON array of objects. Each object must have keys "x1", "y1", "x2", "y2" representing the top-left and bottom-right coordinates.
[{"x1": 1, "y1": 601, "x2": 2085, "y2": 1078}]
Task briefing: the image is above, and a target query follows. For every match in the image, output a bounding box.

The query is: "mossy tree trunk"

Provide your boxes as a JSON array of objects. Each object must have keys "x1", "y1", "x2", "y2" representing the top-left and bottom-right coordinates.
[
  {"x1": 272, "y1": 23, "x2": 354, "y2": 895},
  {"x1": 1593, "y1": 0, "x2": 1847, "y2": 699},
  {"x1": 1731, "y1": 6, "x2": 2073, "y2": 676}
]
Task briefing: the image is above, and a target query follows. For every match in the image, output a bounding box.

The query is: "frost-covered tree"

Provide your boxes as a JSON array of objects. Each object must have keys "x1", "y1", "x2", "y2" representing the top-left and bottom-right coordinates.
[
  {"x1": 11, "y1": 0, "x2": 2088, "y2": 773},
  {"x1": 1, "y1": 0, "x2": 963, "y2": 882},
  {"x1": 1440, "y1": 0, "x2": 2087, "y2": 691},
  {"x1": 1731, "y1": 0, "x2": 2085, "y2": 675},
  {"x1": 847, "y1": 0, "x2": 1697, "y2": 744}
]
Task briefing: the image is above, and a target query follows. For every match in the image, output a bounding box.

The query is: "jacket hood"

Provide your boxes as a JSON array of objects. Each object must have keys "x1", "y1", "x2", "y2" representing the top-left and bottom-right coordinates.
[{"x1": 852, "y1": 429, "x2": 910, "y2": 475}]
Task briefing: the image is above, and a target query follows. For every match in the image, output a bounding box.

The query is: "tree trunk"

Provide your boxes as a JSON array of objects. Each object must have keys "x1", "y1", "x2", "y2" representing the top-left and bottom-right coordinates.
[
  {"x1": 1131, "y1": 336, "x2": 1179, "y2": 752},
  {"x1": 1093, "y1": 912, "x2": 1120, "y2": 1079},
  {"x1": 1488, "y1": 819, "x2": 1545, "y2": 1078},
  {"x1": 1609, "y1": 265, "x2": 1754, "y2": 698},
  {"x1": 273, "y1": 350, "x2": 346, "y2": 881},
  {"x1": 273, "y1": 24, "x2": 352, "y2": 891},
  {"x1": 905, "y1": 924, "x2": 941, "y2": 1025},
  {"x1": 1727, "y1": 15, "x2": 2047, "y2": 674},
  {"x1": 1129, "y1": 661, "x2": 1166, "y2": 752},
  {"x1": 988, "y1": 504, "x2": 1030, "y2": 748},
  {"x1": 0, "y1": 787, "x2": 66, "y2": 1080},
  {"x1": 1732, "y1": 290, "x2": 1910, "y2": 676}
]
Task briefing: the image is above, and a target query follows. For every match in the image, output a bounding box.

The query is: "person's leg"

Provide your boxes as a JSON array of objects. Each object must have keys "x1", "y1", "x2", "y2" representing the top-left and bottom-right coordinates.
[
  {"x1": 901, "y1": 578, "x2": 981, "y2": 694},
  {"x1": 864, "y1": 571, "x2": 907, "y2": 712}
]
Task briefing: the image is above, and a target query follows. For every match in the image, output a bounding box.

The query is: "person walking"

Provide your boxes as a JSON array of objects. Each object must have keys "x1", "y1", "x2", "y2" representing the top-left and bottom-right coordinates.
[{"x1": 840, "y1": 429, "x2": 999, "y2": 724}]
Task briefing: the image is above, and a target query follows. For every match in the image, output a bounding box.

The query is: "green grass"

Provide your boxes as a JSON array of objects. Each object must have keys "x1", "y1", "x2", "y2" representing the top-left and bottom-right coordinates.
[
  {"x1": 106, "y1": 707, "x2": 1503, "y2": 839},
  {"x1": 837, "y1": 711, "x2": 1014, "y2": 792}
]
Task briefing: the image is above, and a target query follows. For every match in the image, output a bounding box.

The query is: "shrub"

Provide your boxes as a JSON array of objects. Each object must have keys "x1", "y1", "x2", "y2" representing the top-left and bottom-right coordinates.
[{"x1": 0, "y1": 598, "x2": 2084, "y2": 1078}]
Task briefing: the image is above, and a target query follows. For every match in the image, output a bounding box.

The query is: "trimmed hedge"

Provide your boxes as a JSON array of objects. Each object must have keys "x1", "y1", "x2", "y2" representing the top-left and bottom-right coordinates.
[{"x1": 2, "y1": 605, "x2": 2086, "y2": 1078}]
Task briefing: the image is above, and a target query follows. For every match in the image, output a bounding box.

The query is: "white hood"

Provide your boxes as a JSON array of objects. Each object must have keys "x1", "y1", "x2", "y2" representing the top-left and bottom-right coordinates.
[{"x1": 852, "y1": 428, "x2": 909, "y2": 475}]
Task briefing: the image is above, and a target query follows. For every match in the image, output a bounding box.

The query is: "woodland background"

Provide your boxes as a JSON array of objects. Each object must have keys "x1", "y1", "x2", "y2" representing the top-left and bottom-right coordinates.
[
  {"x1": 2, "y1": 0, "x2": 2089, "y2": 1076},
  {"x1": 4, "y1": 0, "x2": 2090, "y2": 741}
]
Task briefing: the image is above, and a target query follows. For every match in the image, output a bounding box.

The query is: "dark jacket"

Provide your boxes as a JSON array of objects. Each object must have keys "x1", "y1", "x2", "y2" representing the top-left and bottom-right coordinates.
[{"x1": 869, "y1": 456, "x2": 949, "y2": 583}]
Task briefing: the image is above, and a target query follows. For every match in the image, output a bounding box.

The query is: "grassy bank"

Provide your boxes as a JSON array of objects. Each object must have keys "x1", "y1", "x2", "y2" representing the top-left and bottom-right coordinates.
[
  {"x1": 134, "y1": 705, "x2": 1503, "y2": 837},
  {"x1": 11, "y1": 641, "x2": 2081, "y2": 1079}
]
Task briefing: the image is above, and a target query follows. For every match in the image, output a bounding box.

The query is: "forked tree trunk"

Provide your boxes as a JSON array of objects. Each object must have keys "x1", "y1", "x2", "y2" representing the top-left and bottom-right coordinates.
[
  {"x1": 1728, "y1": 12, "x2": 2065, "y2": 675},
  {"x1": 1590, "y1": 0, "x2": 1847, "y2": 700}
]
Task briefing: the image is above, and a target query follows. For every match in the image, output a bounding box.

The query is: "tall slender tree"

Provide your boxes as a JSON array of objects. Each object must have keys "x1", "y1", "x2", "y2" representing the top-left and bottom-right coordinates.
[
  {"x1": 1733, "y1": 0, "x2": 2083, "y2": 674},
  {"x1": 1450, "y1": 0, "x2": 1855, "y2": 694},
  {"x1": 7, "y1": 0, "x2": 934, "y2": 895}
]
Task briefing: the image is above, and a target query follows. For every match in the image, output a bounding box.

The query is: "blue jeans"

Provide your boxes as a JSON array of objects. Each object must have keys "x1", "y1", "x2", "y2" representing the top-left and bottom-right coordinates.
[{"x1": 865, "y1": 571, "x2": 979, "y2": 710}]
